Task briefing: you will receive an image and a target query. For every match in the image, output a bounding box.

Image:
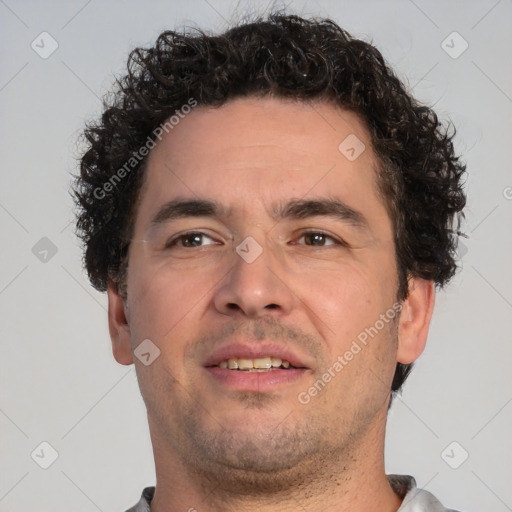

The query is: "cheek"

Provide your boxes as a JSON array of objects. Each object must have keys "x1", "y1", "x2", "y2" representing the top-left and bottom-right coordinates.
[
  {"x1": 127, "y1": 267, "x2": 208, "y2": 395},
  {"x1": 296, "y1": 259, "x2": 395, "y2": 346},
  {"x1": 126, "y1": 253, "x2": 210, "y2": 349}
]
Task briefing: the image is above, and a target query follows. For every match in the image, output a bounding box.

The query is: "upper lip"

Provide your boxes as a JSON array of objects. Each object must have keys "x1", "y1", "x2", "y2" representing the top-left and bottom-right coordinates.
[{"x1": 204, "y1": 342, "x2": 310, "y2": 369}]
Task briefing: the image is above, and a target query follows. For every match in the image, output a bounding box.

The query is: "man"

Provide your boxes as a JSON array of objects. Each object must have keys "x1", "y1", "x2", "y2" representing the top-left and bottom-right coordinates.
[{"x1": 74, "y1": 12, "x2": 466, "y2": 512}]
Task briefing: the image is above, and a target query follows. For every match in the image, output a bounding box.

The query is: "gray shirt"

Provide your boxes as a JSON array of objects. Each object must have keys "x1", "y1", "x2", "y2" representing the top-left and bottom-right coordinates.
[{"x1": 125, "y1": 475, "x2": 461, "y2": 511}]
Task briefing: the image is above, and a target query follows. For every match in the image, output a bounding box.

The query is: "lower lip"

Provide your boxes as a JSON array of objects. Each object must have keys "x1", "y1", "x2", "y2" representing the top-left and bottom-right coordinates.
[{"x1": 205, "y1": 367, "x2": 308, "y2": 391}]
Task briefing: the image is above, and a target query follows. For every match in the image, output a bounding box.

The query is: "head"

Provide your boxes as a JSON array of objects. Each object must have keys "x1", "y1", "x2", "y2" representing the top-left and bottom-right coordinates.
[{"x1": 74, "y1": 12, "x2": 466, "y2": 490}]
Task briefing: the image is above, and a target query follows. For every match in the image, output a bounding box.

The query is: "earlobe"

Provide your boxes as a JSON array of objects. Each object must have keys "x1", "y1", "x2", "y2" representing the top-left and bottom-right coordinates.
[
  {"x1": 107, "y1": 280, "x2": 134, "y2": 365},
  {"x1": 397, "y1": 278, "x2": 435, "y2": 365}
]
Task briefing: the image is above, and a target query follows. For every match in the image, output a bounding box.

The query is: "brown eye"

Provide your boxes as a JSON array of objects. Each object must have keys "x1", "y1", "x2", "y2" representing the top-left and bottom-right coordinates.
[
  {"x1": 297, "y1": 231, "x2": 339, "y2": 247},
  {"x1": 166, "y1": 232, "x2": 217, "y2": 248}
]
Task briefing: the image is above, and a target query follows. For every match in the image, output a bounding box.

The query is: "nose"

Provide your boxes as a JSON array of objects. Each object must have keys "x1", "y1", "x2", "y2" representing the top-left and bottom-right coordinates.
[{"x1": 213, "y1": 237, "x2": 295, "y2": 319}]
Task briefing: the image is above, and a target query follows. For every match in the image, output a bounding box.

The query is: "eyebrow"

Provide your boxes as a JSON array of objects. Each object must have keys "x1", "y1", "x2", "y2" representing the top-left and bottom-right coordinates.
[
  {"x1": 276, "y1": 198, "x2": 369, "y2": 229},
  {"x1": 150, "y1": 197, "x2": 369, "y2": 230},
  {"x1": 150, "y1": 198, "x2": 229, "y2": 225}
]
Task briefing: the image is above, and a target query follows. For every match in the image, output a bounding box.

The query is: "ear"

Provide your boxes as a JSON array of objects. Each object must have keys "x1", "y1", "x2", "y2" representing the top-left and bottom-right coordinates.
[
  {"x1": 107, "y1": 280, "x2": 134, "y2": 365},
  {"x1": 397, "y1": 278, "x2": 435, "y2": 364}
]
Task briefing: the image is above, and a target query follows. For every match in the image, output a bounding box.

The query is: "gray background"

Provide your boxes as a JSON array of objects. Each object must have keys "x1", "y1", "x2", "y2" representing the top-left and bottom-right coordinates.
[{"x1": 1, "y1": 0, "x2": 511, "y2": 510}]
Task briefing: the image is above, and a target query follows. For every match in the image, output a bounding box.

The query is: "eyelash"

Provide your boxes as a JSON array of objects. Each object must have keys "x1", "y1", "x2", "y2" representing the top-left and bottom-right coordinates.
[
  {"x1": 165, "y1": 232, "x2": 219, "y2": 249},
  {"x1": 295, "y1": 231, "x2": 345, "y2": 247},
  {"x1": 165, "y1": 230, "x2": 346, "y2": 249}
]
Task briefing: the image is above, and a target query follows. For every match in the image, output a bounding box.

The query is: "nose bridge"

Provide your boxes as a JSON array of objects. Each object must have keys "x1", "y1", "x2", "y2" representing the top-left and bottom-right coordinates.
[
  {"x1": 213, "y1": 231, "x2": 294, "y2": 318},
  {"x1": 233, "y1": 233, "x2": 277, "y2": 289}
]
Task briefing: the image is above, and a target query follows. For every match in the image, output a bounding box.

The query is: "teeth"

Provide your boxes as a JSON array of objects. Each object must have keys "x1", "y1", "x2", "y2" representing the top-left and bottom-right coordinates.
[
  {"x1": 237, "y1": 358, "x2": 254, "y2": 370},
  {"x1": 254, "y1": 357, "x2": 272, "y2": 369},
  {"x1": 217, "y1": 357, "x2": 292, "y2": 370}
]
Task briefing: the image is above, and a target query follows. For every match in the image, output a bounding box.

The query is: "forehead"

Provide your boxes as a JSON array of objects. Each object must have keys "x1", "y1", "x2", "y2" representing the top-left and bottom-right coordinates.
[
  {"x1": 149, "y1": 97, "x2": 374, "y2": 169},
  {"x1": 134, "y1": 97, "x2": 387, "y2": 231}
]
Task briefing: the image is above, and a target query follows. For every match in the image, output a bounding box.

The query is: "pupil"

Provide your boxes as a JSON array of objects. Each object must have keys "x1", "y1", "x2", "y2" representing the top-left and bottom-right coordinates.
[
  {"x1": 184, "y1": 234, "x2": 202, "y2": 247},
  {"x1": 307, "y1": 233, "x2": 324, "y2": 246}
]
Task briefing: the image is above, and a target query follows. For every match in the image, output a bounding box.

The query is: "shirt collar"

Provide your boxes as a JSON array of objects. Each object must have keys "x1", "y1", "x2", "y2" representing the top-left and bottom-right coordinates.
[{"x1": 127, "y1": 475, "x2": 456, "y2": 512}]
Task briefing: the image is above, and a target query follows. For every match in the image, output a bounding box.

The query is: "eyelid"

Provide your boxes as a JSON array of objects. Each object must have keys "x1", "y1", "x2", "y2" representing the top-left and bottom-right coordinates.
[
  {"x1": 293, "y1": 229, "x2": 347, "y2": 247},
  {"x1": 165, "y1": 230, "x2": 221, "y2": 248},
  {"x1": 164, "y1": 229, "x2": 347, "y2": 249}
]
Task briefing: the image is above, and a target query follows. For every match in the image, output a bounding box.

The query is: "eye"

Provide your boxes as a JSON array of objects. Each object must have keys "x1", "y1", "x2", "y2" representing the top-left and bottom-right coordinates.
[
  {"x1": 165, "y1": 231, "x2": 219, "y2": 248},
  {"x1": 294, "y1": 231, "x2": 343, "y2": 247}
]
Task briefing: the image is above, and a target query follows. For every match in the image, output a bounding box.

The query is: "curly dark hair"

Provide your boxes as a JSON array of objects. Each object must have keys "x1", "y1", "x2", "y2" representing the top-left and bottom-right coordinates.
[{"x1": 73, "y1": 12, "x2": 466, "y2": 394}]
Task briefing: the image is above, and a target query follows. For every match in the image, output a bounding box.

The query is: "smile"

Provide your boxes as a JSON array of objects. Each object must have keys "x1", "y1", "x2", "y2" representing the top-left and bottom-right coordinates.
[{"x1": 215, "y1": 356, "x2": 295, "y2": 371}]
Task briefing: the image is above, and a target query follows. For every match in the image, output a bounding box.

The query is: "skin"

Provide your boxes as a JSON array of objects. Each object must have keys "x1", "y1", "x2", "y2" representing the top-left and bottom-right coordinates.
[{"x1": 107, "y1": 97, "x2": 435, "y2": 512}]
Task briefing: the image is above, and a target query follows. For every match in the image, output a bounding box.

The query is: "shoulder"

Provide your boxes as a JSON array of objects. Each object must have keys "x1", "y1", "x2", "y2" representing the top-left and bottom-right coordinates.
[
  {"x1": 388, "y1": 474, "x2": 462, "y2": 512},
  {"x1": 124, "y1": 486, "x2": 155, "y2": 512}
]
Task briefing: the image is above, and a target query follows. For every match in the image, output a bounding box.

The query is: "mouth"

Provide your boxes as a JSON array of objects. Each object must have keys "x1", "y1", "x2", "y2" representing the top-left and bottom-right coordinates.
[
  {"x1": 209, "y1": 356, "x2": 300, "y2": 372},
  {"x1": 203, "y1": 345, "x2": 310, "y2": 392}
]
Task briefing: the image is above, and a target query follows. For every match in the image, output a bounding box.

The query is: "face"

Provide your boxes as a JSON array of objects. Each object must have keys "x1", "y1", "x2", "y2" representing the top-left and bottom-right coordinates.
[{"x1": 108, "y1": 97, "x2": 433, "y2": 489}]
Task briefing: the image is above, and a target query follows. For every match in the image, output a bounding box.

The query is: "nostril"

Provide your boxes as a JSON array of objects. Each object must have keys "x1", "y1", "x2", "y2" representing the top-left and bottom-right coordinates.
[{"x1": 265, "y1": 304, "x2": 279, "y2": 309}]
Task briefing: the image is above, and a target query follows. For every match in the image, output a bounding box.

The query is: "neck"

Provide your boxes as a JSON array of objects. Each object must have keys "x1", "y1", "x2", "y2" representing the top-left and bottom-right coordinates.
[{"x1": 149, "y1": 410, "x2": 402, "y2": 512}]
